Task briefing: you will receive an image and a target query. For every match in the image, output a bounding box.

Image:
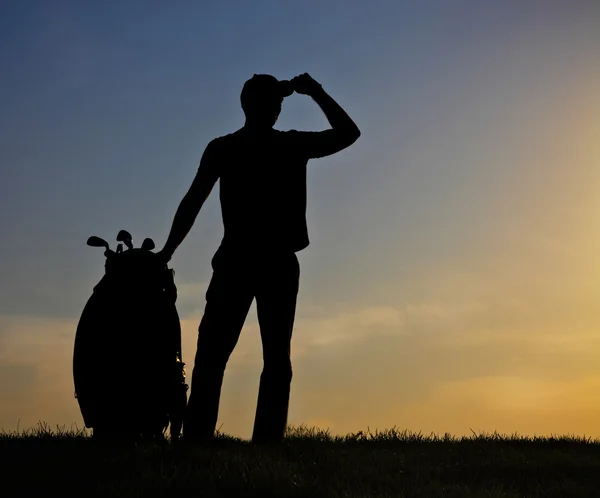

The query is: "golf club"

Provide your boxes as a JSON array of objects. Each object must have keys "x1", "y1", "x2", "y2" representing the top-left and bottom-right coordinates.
[
  {"x1": 87, "y1": 236, "x2": 110, "y2": 251},
  {"x1": 117, "y1": 230, "x2": 133, "y2": 250},
  {"x1": 141, "y1": 238, "x2": 155, "y2": 251}
]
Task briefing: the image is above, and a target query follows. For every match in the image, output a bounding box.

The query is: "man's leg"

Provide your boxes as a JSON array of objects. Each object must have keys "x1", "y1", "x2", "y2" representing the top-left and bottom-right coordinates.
[
  {"x1": 252, "y1": 252, "x2": 300, "y2": 443},
  {"x1": 183, "y1": 251, "x2": 254, "y2": 442}
]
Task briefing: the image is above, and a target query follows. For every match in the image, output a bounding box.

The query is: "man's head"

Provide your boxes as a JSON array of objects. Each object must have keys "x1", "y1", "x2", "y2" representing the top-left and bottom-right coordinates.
[{"x1": 240, "y1": 74, "x2": 294, "y2": 128}]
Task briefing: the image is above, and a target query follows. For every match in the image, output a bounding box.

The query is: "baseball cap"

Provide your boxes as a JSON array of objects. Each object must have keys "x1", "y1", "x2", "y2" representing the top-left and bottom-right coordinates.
[{"x1": 240, "y1": 74, "x2": 294, "y2": 110}]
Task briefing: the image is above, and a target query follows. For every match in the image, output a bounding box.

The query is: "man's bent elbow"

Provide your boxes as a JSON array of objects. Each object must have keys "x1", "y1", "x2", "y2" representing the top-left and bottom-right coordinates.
[
  {"x1": 346, "y1": 125, "x2": 361, "y2": 147},
  {"x1": 324, "y1": 126, "x2": 361, "y2": 155}
]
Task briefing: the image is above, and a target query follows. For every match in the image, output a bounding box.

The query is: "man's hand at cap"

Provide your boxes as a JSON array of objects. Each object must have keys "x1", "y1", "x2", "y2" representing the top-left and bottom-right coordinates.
[{"x1": 291, "y1": 73, "x2": 322, "y2": 96}]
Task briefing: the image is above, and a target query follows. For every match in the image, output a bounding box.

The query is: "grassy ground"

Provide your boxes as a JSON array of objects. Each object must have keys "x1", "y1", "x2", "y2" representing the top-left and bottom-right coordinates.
[{"x1": 2, "y1": 424, "x2": 600, "y2": 497}]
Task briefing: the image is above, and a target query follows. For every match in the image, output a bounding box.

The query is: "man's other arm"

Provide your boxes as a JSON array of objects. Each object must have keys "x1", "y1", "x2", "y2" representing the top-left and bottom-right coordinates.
[
  {"x1": 158, "y1": 140, "x2": 220, "y2": 261},
  {"x1": 291, "y1": 73, "x2": 361, "y2": 159}
]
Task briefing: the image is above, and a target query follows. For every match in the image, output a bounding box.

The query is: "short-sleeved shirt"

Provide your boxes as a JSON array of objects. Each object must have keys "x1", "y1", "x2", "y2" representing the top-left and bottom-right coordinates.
[{"x1": 203, "y1": 127, "x2": 327, "y2": 254}]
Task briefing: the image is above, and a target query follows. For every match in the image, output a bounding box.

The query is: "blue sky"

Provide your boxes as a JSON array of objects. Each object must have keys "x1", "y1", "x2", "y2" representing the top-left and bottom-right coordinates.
[{"x1": 2, "y1": 1, "x2": 600, "y2": 437}]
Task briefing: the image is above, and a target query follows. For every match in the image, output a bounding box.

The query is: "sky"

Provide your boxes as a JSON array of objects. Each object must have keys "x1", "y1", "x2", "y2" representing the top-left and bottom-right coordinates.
[{"x1": 1, "y1": 0, "x2": 600, "y2": 438}]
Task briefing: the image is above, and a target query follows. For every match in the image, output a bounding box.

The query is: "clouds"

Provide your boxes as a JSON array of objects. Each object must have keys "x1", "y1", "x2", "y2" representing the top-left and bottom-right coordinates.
[
  {"x1": 291, "y1": 305, "x2": 406, "y2": 351},
  {"x1": 174, "y1": 280, "x2": 209, "y2": 318},
  {"x1": 399, "y1": 375, "x2": 600, "y2": 437},
  {"x1": 4, "y1": 223, "x2": 600, "y2": 437},
  {"x1": 0, "y1": 362, "x2": 38, "y2": 404},
  {"x1": 0, "y1": 314, "x2": 80, "y2": 431},
  {"x1": 168, "y1": 284, "x2": 600, "y2": 437},
  {"x1": 284, "y1": 309, "x2": 600, "y2": 437},
  {"x1": 2, "y1": 278, "x2": 600, "y2": 439}
]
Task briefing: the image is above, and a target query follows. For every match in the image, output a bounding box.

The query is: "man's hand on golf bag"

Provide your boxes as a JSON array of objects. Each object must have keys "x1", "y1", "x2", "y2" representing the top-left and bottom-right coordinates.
[{"x1": 155, "y1": 248, "x2": 173, "y2": 266}]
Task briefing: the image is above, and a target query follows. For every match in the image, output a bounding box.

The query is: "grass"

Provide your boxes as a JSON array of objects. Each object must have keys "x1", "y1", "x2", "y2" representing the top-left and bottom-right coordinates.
[{"x1": 2, "y1": 423, "x2": 600, "y2": 497}]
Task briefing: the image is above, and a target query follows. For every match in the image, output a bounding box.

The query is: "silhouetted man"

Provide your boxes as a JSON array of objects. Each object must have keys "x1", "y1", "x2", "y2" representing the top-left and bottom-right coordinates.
[{"x1": 158, "y1": 73, "x2": 360, "y2": 443}]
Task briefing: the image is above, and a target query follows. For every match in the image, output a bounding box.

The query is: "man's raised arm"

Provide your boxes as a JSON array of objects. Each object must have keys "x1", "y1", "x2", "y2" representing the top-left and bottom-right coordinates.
[
  {"x1": 290, "y1": 73, "x2": 361, "y2": 159},
  {"x1": 158, "y1": 140, "x2": 220, "y2": 262}
]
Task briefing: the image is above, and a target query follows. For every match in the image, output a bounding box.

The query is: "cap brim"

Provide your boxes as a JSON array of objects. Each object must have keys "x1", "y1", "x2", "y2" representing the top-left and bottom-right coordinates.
[{"x1": 278, "y1": 80, "x2": 294, "y2": 98}]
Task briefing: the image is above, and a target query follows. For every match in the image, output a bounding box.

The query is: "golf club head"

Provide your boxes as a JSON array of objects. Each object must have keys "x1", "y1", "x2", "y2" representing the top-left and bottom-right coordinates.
[
  {"x1": 87, "y1": 236, "x2": 109, "y2": 250},
  {"x1": 141, "y1": 238, "x2": 155, "y2": 251},
  {"x1": 116, "y1": 243, "x2": 123, "y2": 254},
  {"x1": 117, "y1": 229, "x2": 133, "y2": 250},
  {"x1": 116, "y1": 230, "x2": 132, "y2": 242}
]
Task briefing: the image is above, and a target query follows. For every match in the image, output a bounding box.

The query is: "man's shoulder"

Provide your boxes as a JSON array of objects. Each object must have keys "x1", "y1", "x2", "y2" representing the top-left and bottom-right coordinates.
[
  {"x1": 273, "y1": 128, "x2": 302, "y2": 137},
  {"x1": 209, "y1": 131, "x2": 238, "y2": 147},
  {"x1": 273, "y1": 128, "x2": 322, "y2": 140},
  {"x1": 202, "y1": 131, "x2": 243, "y2": 157},
  {"x1": 273, "y1": 129, "x2": 315, "y2": 146},
  {"x1": 206, "y1": 128, "x2": 316, "y2": 152},
  {"x1": 211, "y1": 128, "x2": 302, "y2": 146}
]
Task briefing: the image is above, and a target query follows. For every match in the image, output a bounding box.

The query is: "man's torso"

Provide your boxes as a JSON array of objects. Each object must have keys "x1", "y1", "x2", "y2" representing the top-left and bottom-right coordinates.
[{"x1": 212, "y1": 128, "x2": 310, "y2": 253}]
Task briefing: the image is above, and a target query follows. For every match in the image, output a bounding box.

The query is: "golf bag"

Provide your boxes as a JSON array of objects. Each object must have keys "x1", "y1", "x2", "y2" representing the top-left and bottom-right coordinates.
[{"x1": 73, "y1": 232, "x2": 188, "y2": 440}]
